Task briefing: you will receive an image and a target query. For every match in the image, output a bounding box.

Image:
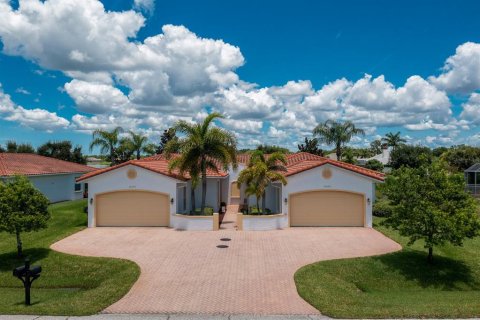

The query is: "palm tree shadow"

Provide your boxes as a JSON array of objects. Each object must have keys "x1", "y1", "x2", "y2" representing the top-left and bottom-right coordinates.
[
  {"x1": 0, "y1": 248, "x2": 50, "y2": 272},
  {"x1": 375, "y1": 249, "x2": 479, "y2": 290}
]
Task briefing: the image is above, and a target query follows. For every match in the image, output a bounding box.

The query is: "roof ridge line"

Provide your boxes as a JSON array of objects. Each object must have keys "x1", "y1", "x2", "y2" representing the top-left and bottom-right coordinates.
[{"x1": 324, "y1": 158, "x2": 385, "y2": 176}]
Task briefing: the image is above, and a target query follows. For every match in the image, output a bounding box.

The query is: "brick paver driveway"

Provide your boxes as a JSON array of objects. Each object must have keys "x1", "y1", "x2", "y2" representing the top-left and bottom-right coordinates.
[{"x1": 51, "y1": 228, "x2": 400, "y2": 315}]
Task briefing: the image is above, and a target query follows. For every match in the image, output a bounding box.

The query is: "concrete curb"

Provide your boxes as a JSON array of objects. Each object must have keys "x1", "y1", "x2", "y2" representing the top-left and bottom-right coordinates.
[{"x1": 0, "y1": 315, "x2": 331, "y2": 320}]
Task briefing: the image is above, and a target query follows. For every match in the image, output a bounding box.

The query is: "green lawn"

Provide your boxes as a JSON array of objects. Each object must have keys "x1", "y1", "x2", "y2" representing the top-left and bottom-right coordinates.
[
  {"x1": 295, "y1": 217, "x2": 480, "y2": 318},
  {"x1": 0, "y1": 199, "x2": 140, "y2": 315}
]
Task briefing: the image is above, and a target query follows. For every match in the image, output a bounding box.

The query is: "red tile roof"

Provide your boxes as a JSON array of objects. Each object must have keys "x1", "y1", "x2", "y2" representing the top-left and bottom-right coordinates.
[
  {"x1": 77, "y1": 154, "x2": 228, "y2": 182},
  {"x1": 0, "y1": 153, "x2": 96, "y2": 177},
  {"x1": 77, "y1": 152, "x2": 384, "y2": 182},
  {"x1": 237, "y1": 152, "x2": 384, "y2": 181},
  {"x1": 284, "y1": 153, "x2": 385, "y2": 181}
]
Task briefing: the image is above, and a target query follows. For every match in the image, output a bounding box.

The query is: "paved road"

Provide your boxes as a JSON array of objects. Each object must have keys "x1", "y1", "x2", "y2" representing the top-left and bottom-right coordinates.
[{"x1": 51, "y1": 227, "x2": 400, "y2": 315}]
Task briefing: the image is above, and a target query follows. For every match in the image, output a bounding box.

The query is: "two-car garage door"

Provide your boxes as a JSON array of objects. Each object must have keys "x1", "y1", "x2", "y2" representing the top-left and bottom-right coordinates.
[
  {"x1": 96, "y1": 190, "x2": 169, "y2": 227},
  {"x1": 289, "y1": 190, "x2": 365, "y2": 227}
]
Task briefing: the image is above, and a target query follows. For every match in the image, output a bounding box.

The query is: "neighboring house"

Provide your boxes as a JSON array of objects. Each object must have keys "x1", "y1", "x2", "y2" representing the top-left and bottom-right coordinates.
[
  {"x1": 86, "y1": 157, "x2": 108, "y2": 169},
  {"x1": 0, "y1": 153, "x2": 96, "y2": 203},
  {"x1": 465, "y1": 163, "x2": 480, "y2": 195},
  {"x1": 357, "y1": 146, "x2": 391, "y2": 166},
  {"x1": 78, "y1": 152, "x2": 384, "y2": 229}
]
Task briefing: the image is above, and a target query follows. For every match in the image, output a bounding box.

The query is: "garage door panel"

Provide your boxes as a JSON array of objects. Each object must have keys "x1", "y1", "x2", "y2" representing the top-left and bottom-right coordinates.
[
  {"x1": 290, "y1": 191, "x2": 364, "y2": 227},
  {"x1": 96, "y1": 191, "x2": 169, "y2": 227}
]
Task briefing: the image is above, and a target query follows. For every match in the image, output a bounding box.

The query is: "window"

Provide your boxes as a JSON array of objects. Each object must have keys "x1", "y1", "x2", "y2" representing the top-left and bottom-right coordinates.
[
  {"x1": 75, "y1": 183, "x2": 82, "y2": 192},
  {"x1": 467, "y1": 172, "x2": 476, "y2": 185}
]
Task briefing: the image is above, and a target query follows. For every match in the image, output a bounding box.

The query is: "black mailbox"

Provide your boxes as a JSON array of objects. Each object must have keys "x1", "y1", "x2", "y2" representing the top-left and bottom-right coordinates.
[{"x1": 12, "y1": 258, "x2": 42, "y2": 305}]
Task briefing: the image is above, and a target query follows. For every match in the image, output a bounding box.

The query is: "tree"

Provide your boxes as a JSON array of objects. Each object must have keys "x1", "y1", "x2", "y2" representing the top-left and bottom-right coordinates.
[
  {"x1": 432, "y1": 146, "x2": 449, "y2": 158},
  {"x1": 352, "y1": 147, "x2": 374, "y2": 158},
  {"x1": 442, "y1": 145, "x2": 480, "y2": 172},
  {"x1": 114, "y1": 138, "x2": 135, "y2": 164},
  {"x1": 6, "y1": 141, "x2": 35, "y2": 153},
  {"x1": 0, "y1": 144, "x2": 4, "y2": 153},
  {"x1": 382, "y1": 132, "x2": 406, "y2": 151},
  {"x1": 165, "y1": 113, "x2": 237, "y2": 214},
  {"x1": 157, "y1": 128, "x2": 178, "y2": 154},
  {"x1": 237, "y1": 151, "x2": 288, "y2": 213},
  {"x1": 122, "y1": 131, "x2": 150, "y2": 160},
  {"x1": 143, "y1": 143, "x2": 157, "y2": 156},
  {"x1": 390, "y1": 144, "x2": 432, "y2": 169},
  {"x1": 16, "y1": 143, "x2": 35, "y2": 153},
  {"x1": 382, "y1": 160, "x2": 480, "y2": 262},
  {"x1": 370, "y1": 139, "x2": 382, "y2": 155},
  {"x1": 298, "y1": 137, "x2": 323, "y2": 156},
  {"x1": 342, "y1": 147, "x2": 357, "y2": 164},
  {"x1": 313, "y1": 120, "x2": 365, "y2": 161},
  {"x1": 256, "y1": 144, "x2": 290, "y2": 154},
  {"x1": 72, "y1": 146, "x2": 87, "y2": 164},
  {"x1": 89, "y1": 127, "x2": 123, "y2": 165},
  {"x1": 364, "y1": 159, "x2": 384, "y2": 171},
  {"x1": 6, "y1": 141, "x2": 17, "y2": 152},
  {"x1": 37, "y1": 140, "x2": 86, "y2": 164},
  {"x1": 0, "y1": 176, "x2": 50, "y2": 257}
]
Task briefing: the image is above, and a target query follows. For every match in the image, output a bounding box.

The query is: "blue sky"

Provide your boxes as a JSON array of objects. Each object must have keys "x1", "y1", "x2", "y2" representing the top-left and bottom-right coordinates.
[{"x1": 1, "y1": 0, "x2": 480, "y2": 152}]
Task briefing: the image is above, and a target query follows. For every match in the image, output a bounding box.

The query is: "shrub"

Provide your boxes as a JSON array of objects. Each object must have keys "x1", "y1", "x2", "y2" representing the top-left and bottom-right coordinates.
[
  {"x1": 373, "y1": 199, "x2": 393, "y2": 217},
  {"x1": 247, "y1": 207, "x2": 272, "y2": 215},
  {"x1": 365, "y1": 159, "x2": 384, "y2": 171},
  {"x1": 193, "y1": 207, "x2": 214, "y2": 215}
]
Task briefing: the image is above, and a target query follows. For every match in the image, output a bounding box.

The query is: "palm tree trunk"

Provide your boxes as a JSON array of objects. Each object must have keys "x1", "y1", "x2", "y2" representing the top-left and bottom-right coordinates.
[
  {"x1": 16, "y1": 230, "x2": 23, "y2": 258},
  {"x1": 110, "y1": 146, "x2": 116, "y2": 165},
  {"x1": 336, "y1": 143, "x2": 342, "y2": 161},
  {"x1": 191, "y1": 186, "x2": 196, "y2": 215},
  {"x1": 262, "y1": 191, "x2": 266, "y2": 215},
  {"x1": 136, "y1": 150, "x2": 141, "y2": 160},
  {"x1": 201, "y1": 156, "x2": 207, "y2": 215},
  {"x1": 256, "y1": 198, "x2": 260, "y2": 213}
]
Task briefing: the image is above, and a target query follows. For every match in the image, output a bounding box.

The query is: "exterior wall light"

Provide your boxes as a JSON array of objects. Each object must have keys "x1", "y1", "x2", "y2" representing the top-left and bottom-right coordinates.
[
  {"x1": 170, "y1": 198, "x2": 174, "y2": 204},
  {"x1": 284, "y1": 197, "x2": 288, "y2": 204},
  {"x1": 90, "y1": 198, "x2": 93, "y2": 205},
  {"x1": 367, "y1": 198, "x2": 371, "y2": 205}
]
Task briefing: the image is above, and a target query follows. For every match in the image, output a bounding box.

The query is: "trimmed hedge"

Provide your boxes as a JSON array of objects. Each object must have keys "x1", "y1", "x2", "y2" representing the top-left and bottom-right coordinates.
[
  {"x1": 373, "y1": 199, "x2": 393, "y2": 217},
  {"x1": 192, "y1": 207, "x2": 214, "y2": 215}
]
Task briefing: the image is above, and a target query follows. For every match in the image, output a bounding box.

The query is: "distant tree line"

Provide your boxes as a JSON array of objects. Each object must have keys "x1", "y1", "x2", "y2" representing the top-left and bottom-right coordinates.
[{"x1": 0, "y1": 140, "x2": 87, "y2": 164}]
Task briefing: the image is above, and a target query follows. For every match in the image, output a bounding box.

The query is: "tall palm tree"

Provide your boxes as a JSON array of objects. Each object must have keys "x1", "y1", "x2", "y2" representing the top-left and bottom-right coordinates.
[
  {"x1": 167, "y1": 154, "x2": 200, "y2": 214},
  {"x1": 382, "y1": 132, "x2": 406, "y2": 151},
  {"x1": 122, "y1": 131, "x2": 150, "y2": 160},
  {"x1": 164, "y1": 113, "x2": 237, "y2": 214},
  {"x1": 237, "y1": 151, "x2": 288, "y2": 214},
  {"x1": 313, "y1": 120, "x2": 365, "y2": 161},
  {"x1": 89, "y1": 127, "x2": 123, "y2": 165}
]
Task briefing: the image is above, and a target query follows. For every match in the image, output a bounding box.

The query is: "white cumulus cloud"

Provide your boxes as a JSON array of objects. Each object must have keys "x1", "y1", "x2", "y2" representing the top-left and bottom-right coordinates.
[
  {"x1": 429, "y1": 42, "x2": 480, "y2": 93},
  {"x1": 0, "y1": 84, "x2": 69, "y2": 131}
]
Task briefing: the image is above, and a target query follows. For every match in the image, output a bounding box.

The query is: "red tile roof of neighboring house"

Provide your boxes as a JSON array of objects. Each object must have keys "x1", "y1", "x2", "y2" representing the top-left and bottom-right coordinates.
[
  {"x1": 0, "y1": 153, "x2": 96, "y2": 177},
  {"x1": 77, "y1": 152, "x2": 384, "y2": 182}
]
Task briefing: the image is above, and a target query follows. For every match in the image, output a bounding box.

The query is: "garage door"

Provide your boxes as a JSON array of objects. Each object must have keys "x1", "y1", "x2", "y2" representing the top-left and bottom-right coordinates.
[
  {"x1": 289, "y1": 191, "x2": 364, "y2": 227},
  {"x1": 96, "y1": 190, "x2": 169, "y2": 227}
]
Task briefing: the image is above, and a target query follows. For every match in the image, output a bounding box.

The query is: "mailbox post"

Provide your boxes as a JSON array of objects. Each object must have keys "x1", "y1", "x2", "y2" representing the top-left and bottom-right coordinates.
[{"x1": 13, "y1": 258, "x2": 42, "y2": 305}]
